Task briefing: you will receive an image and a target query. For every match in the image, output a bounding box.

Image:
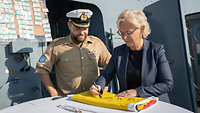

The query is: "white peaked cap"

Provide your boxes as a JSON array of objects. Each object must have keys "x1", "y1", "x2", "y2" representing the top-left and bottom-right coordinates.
[{"x1": 66, "y1": 9, "x2": 93, "y2": 18}]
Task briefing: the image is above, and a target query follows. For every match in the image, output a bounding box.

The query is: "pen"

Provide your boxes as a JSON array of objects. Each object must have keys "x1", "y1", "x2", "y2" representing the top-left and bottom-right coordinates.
[
  {"x1": 93, "y1": 82, "x2": 102, "y2": 98},
  {"x1": 52, "y1": 95, "x2": 67, "y2": 100}
]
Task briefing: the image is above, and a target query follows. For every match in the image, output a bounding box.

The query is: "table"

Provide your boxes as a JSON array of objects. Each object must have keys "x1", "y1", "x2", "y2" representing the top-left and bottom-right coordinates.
[{"x1": 0, "y1": 95, "x2": 194, "y2": 113}]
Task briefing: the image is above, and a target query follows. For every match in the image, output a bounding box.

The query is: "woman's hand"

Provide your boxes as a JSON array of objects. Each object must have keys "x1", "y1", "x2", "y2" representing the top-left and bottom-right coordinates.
[
  {"x1": 90, "y1": 85, "x2": 101, "y2": 96},
  {"x1": 116, "y1": 89, "x2": 139, "y2": 97}
]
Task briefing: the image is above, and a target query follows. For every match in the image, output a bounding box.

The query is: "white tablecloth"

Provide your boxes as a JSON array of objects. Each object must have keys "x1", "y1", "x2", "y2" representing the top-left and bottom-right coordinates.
[{"x1": 0, "y1": 95, "x2": 193, "y2": 113}]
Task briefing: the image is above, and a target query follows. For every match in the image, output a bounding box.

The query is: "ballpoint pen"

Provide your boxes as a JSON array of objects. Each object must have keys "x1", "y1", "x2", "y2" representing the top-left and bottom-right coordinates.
[
  {"x1": 52, "y1": 94, "x2": 67, "y2": 100},
  {"x1": 93, "y1": 82, "x2": 102, "y2": 98}
]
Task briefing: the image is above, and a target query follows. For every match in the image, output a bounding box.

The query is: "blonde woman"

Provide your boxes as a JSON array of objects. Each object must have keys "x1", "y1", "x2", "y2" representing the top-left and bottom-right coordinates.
[{"x1": 90, "y1": 9, "x2": 174, "y2": 103}]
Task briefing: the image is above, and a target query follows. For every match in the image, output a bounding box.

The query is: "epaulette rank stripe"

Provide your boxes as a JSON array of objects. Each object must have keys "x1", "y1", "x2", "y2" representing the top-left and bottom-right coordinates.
[
  {"x1": 53, "y1": 38, "x2": 60, "y2": 42},
  {"x1": 92, "y1": 36, "x2": 100, "y2": 40},
  {"x1": 53, "y1": 37, "x2": 65, "y2": 42}
]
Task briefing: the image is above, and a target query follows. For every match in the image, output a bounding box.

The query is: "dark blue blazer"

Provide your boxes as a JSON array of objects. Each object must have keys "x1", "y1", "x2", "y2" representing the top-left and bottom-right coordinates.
[{"x1": 96, "y1": 39, "x2": 174, "y2": 103}]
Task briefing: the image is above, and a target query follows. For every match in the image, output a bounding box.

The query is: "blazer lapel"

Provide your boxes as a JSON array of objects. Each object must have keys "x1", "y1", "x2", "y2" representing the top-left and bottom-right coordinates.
[
  {"x1": 141, "y1": 39, "x2": 150, "y2": 85},
  {"x1": 118, "y1": 45, "x2": 129, "y2": 90}
]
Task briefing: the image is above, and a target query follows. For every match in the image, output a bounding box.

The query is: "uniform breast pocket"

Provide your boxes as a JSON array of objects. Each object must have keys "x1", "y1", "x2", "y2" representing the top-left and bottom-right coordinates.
[
  {"x1": 88, "y1": 53, "x2": 99, "y2": 71},
  {"x1": 59, "y1": 56, "x2": 76, "y2": 73}
]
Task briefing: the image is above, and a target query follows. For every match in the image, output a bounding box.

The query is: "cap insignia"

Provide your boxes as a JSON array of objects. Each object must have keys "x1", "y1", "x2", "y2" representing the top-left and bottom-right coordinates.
[{"x1": 81, "y1": 12, "x2": 87, "y2": 21}]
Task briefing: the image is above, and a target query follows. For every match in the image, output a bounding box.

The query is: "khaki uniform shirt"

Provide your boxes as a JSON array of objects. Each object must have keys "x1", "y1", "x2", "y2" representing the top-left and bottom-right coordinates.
[{"x1": 35, "y1": 35, "x2": 111, "y2": 94}]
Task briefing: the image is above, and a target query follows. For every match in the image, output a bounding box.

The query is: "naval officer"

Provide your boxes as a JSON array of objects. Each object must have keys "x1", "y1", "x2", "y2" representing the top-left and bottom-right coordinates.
[{"x1": 35, "y1": 9, "x2": 111, "y2": 97}]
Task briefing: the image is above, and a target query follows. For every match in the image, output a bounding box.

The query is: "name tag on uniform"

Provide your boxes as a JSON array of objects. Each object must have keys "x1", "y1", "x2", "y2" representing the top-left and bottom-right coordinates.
[{"x1": 88, "y1": 50, "x2": 99, "y2": 54}]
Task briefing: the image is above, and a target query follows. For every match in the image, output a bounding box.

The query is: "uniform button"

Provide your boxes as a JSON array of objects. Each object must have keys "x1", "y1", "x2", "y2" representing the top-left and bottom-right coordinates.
[
  {"x1": 66, "y1": 59, "x2": 68, "y2": 61},
  {"x1": 81, "y1": 57, "x2": 83, "y2": 59},
  {"x1": 83, "y1": 87, "x2": 85, "y2": 89},
  {"x1": 83, "y1": 77, "x2": 85, "y2": 79},
  {"x1": 82, "y1": 67, "x2": 84, "y2": 69}
]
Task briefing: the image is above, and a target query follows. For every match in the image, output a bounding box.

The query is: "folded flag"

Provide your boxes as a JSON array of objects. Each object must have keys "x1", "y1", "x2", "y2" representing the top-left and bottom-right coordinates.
[{"x1": 71, "y1": 91, "x2": 158, "y2": 112}]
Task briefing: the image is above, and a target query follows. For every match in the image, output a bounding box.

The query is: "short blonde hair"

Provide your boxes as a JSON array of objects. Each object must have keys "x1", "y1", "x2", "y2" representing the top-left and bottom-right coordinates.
[{"x1": 117, "y1": 10, "x2": 151, "y2": 38}]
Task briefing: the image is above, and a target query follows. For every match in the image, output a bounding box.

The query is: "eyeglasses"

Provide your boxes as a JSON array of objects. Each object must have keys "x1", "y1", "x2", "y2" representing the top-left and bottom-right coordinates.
[{"x1": 117, "y1": 28, "x2": 137, "y2": 37}]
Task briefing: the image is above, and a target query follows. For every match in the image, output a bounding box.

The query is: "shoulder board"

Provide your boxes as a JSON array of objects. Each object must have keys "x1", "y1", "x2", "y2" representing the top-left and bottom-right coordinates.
[
  {"x1": 90, "y1": 36, "x2": 100, "y2": 40},
  {"x1": 53, "y1": 37, "x2": 65, "y2": 42},
  {"x1": 53, "y1": 38, "x2": 59, "y2": 42}
]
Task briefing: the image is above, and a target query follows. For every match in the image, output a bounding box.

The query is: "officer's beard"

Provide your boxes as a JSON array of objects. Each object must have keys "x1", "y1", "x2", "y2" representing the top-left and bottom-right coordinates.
[{"x1": 71, "y1": 33, "x2": 87, "y2": 44}]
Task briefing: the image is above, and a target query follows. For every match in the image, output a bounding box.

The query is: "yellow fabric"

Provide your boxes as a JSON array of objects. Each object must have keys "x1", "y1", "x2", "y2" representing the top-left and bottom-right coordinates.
[{"x1": 71, "y1": 91, "x2": 146, "y2": 111}]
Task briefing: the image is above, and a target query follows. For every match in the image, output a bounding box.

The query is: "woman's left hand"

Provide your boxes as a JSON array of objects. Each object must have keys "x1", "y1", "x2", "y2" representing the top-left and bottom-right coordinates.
[{"x1": 116, "y1": 89, "x2": 139, "y2": 97}]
